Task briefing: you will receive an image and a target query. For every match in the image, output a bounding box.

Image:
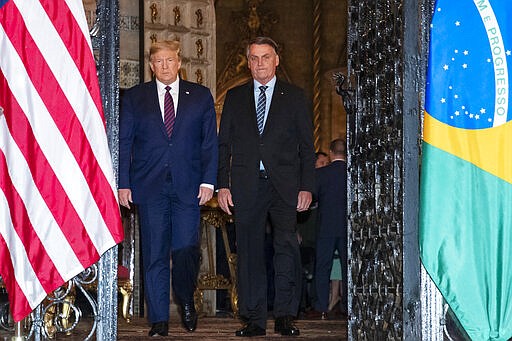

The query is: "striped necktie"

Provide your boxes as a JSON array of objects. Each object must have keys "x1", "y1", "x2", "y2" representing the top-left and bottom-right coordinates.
[
  {"x1": 164, "y1": 86, "x2": 175, "y2": 137},
  {"x1": 256, "y1": 85, "x2": 267, "y2": 134}
]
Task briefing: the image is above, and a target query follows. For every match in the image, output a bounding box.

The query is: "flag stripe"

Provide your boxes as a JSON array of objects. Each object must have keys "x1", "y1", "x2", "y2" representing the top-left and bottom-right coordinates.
[
  {"x1": 0, "y1": 230, "x2": 34, "y2": 315},
  {"x1": 420, "y1": 142, "x2": 512, "y2": 340},
  {"x1": 36, "y1": 0, "x2": 123, "y2": 244},
  {"x1": 11, "y1": 0, "x2": 118, "y2": 196},
  {"x1": 40, "y1": 0, "x2": 103, "y2": 115},
  {"x1": 0, "y1": 30, "x2": 102, "y2": 266},
  {"x1": 26, "y1": 0, "x2": 115, "y2": 189},
  {"x1": 0, "y1": 150, "x2": 63, "y2": 295},
  {"x1": 9, "y1": 0, "x2": 117, "y2": 194},
  {"x1": 423, "y1": 112, "x2": 512, "y2": 184},
  {"x1": 1, "y1": 1, "x2": 120, "y2": 251},
  {"x1": 0, "y1": 0, "x2": 124, "y2": 322},
  {"x1": 0, "y1": 72, "x2": 95, "y2": 271}
]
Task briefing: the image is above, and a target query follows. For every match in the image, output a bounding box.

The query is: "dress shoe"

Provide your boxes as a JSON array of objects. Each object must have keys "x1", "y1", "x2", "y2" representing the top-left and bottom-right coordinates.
[
  {"x1": 305, "y1": 309, "x2": 328, "y2": 320},
  {"x1": 180, "y1": 303, "x2": 198, "y2": 332},
  {"x1": 274, "y1": 316, "x2": 300, "y2": 336},
  {"x1": 235, "y1": 323, "x2": 266, "y2": 337},
  {"x1": 148, "y1": 321, "x2": 168, "y2": 337}
]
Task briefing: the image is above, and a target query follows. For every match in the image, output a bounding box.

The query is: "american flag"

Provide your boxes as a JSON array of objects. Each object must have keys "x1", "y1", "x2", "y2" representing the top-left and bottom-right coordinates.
[{"x1": 0, "y1": 0, "x2": 124, "y2": 322}]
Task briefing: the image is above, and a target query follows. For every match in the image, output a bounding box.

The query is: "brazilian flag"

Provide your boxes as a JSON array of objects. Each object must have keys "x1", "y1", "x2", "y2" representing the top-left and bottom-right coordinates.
[{"x1": 420, "y1": 1, "x2": 512, "y2": 340}]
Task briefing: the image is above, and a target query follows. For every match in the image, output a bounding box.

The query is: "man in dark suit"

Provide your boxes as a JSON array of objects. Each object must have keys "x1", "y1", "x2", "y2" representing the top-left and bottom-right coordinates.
[
  {"x1": 217, "y1": 36, "x2": 316, "y2": 337},
  {"x1": 312, "y1": 138, "x2": 348, "y2": 319},
  {"x1": 118, "y1": 41, "x2": 218, "y2": 337}
]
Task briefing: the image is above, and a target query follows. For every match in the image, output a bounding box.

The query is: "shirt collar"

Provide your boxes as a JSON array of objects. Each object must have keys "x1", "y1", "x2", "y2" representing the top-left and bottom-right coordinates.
[
  {"x1": 254, "y1": 76, "x2": 276, "y2": 91},
  {"x1": 156, "y1": 77, "x2": 180, "y2": 95}
]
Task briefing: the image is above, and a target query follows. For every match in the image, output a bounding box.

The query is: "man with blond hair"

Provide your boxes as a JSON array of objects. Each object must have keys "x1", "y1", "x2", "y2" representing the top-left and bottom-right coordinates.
[{"x1": 119, "y1": 40, "x2": 218, "y2": 337}]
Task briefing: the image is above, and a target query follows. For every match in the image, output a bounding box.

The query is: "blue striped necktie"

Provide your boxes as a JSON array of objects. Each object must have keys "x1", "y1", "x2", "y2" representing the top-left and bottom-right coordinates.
[
  {"x1": 256, "y1": 85, "x2": 267, "y2": 134},
  {"x1": 164, "y1": 86, "x2": 175, "y2": 137}
]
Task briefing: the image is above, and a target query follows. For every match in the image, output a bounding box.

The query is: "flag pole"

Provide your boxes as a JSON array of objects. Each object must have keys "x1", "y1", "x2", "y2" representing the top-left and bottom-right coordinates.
[{"x1": 11, "y1": 320, "x2": 25, "y2": 341}]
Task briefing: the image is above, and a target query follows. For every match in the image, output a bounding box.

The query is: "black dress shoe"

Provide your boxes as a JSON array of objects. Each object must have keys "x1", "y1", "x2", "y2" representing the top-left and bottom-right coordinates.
[
  {"x1": 148, "y1": 321, "x2": 168, "y2": 337},
  {"x1": 235, "y1": 323, "x2": 266, "y2": 337},
  {"x1": 274, "y1": 316, "x2": 300, "y2": 336},
  {"x1": 181, "y1": 303, "x2": 198, "y2": 332}
]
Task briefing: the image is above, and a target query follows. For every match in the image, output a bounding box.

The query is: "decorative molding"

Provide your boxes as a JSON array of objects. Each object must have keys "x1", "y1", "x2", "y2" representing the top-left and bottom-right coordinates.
[
  {"x1": 120, "y1": 60, "x2": 140, "y2": 88},
  {"x1": 142, "y1": 0, "x2": 216, "y2": 95},
  {"x1": 120, "y1": 15, "x2": 139, "y2": 32}
]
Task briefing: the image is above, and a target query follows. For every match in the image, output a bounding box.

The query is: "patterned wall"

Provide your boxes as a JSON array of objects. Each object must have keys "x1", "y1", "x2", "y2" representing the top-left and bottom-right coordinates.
[
  {"x1": 119, "y1": 11, "x2": 140, "y2": 89},
  {"x1": 83, "y1": 0, "x2": 140, "y2": 89}
]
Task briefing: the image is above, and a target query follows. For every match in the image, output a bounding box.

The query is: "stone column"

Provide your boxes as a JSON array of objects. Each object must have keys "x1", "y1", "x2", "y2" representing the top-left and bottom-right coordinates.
[{"x1": 342, "y1": 0, "x2": 436, "y2": 339}]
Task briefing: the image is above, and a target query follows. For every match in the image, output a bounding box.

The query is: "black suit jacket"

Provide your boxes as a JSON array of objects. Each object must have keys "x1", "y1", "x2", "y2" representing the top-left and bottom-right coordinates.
[
  {"x1": 315, "y1": 160, "x2": 347, "y2": 238},
  {"x1": 218, "y1": 79, "x2": 315, "y2": 208}
]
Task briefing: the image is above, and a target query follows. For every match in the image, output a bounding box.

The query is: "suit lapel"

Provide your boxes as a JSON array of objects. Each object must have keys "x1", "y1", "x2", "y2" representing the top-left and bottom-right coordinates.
[
  {"x1": 146, "y1": 81, "x2": 168, "y2": 139},
  {"x1": 174, "y1": 79, "x2": 191, "y2": 135},
  {"x1": 263, "y1": 80, "x2": 284, "y2": 136},
  {"x1": 246, "y1": 83, "x2": 261, "y2": 136}
]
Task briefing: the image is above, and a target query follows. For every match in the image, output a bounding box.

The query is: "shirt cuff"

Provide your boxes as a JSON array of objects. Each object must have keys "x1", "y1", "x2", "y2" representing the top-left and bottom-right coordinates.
[{"x1": 200, "y1": 183, "x2": 214, "y2": 190}]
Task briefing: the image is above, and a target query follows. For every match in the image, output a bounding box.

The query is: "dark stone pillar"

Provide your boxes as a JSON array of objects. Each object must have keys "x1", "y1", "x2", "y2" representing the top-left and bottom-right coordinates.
[
  {"x1": 341, "y1": 0, "x2": 434, "y2": 339},
  {"x1": 95, "y1": 0, "x2": 120, "y2": 339}
]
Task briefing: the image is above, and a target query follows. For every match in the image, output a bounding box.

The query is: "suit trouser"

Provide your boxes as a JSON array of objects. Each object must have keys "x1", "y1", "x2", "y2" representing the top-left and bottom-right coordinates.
[
  {"x1": 138, "y1": 179, "x2": 200, "y2": 323},
  {"x1": 314, "y1": 235, "x2": 347, "y2": 313},
  {"x1": 234, "y1": 178, "x2": 302, "y2": 329}
]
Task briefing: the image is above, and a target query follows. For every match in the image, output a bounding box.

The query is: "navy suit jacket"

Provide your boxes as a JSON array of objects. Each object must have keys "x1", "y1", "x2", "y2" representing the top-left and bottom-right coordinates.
[
  {"x1": 315, "y1": 160, "x2": 347, "y2": 238},
  {"x1": 119, "y1": 79, "x2": 218, "y2": 204}
]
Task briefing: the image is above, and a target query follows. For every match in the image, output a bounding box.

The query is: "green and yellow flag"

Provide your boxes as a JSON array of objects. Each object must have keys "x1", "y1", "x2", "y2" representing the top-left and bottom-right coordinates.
[{"x1": 420, "y1": 1, "x2": 512, "y2": 340}]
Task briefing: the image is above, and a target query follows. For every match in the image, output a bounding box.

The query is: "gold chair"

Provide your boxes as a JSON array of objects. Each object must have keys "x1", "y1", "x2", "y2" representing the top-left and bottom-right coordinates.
[{"x1": 194, "y1": 198, "x2": 238, "y2": 316}]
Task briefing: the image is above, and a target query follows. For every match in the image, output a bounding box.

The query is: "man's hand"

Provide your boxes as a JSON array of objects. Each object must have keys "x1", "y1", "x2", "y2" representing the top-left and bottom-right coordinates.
[
  {"x1": 198, "y1": 186, "x2": 214, "y2": 206},
  {"x1": 297, "y1": 191, "x2": 312, "y2": 212},
  {"x1": 217, "y1": 188, "x2": 234, "y2": 215},
  {"x1": 118, "y1": 188, "x2": 132, "y2": 209}
]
